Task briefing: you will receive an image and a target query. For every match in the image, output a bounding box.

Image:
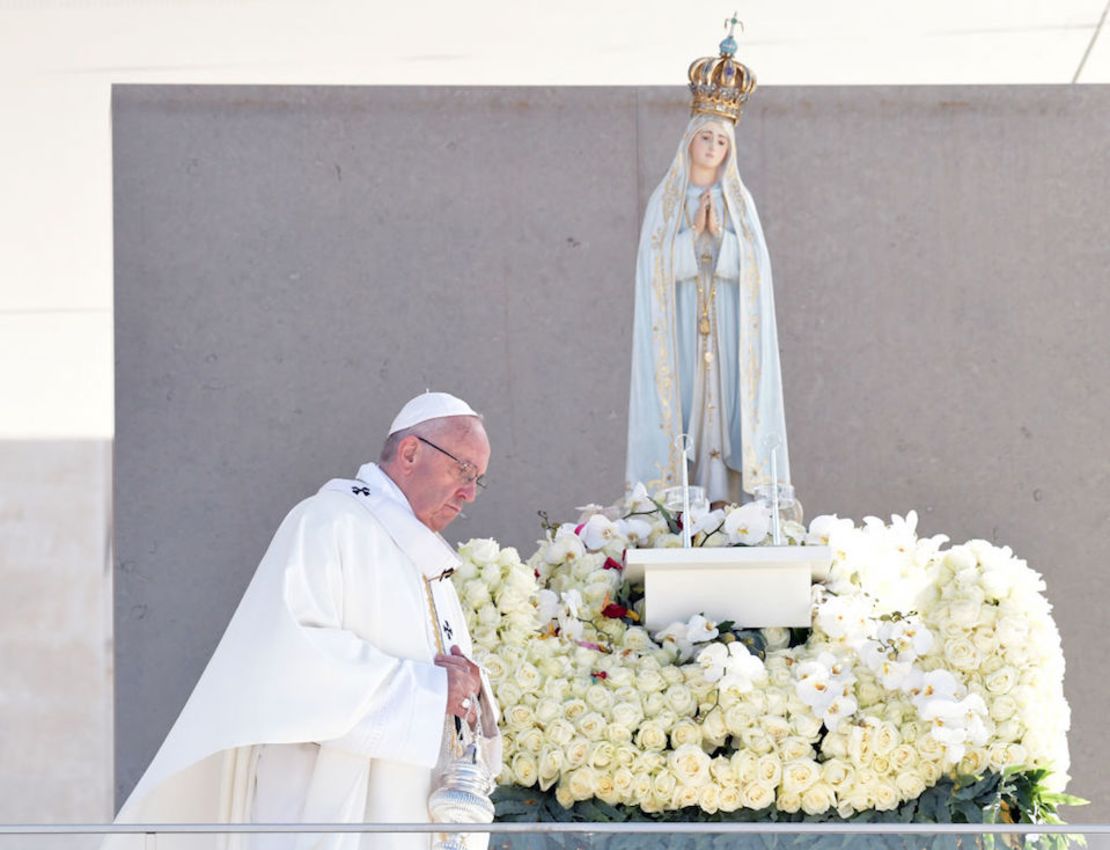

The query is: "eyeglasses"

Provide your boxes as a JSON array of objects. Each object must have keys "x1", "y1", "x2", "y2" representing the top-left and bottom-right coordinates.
[{"x1": 416, "y1": 436, "x2": 487, "y2": 490}]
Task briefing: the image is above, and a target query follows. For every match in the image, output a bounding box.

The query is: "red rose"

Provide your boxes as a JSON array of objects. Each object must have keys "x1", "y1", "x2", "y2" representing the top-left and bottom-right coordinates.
[
  {"x1": 602, "y1": 602, "x2": 629, "y2": 619},
  {"x1": 603, "y1": 557, "x2": 624, "y2": 572}
]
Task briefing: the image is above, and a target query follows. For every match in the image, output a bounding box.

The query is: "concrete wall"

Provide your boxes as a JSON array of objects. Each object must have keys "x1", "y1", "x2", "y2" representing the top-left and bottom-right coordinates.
[{"x1": 113, "y1": 85, "x2": 1110, "y2": 815}]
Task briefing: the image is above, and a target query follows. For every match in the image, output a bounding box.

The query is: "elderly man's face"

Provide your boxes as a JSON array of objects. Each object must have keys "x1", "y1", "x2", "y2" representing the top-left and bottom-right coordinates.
[{"x1": 403, "y1": 420, "x2": 490, "y2": 533}]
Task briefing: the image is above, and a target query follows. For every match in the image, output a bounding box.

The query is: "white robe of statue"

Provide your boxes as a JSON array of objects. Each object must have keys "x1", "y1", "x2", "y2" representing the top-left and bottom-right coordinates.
[{"x1": 110, "y1": 463, "x2": 501, "y2": 850}]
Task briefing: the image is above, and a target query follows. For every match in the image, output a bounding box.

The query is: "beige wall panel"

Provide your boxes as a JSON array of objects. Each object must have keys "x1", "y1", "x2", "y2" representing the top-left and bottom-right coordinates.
[{"x1": 0, "y1": 440, "x2": 112, "y2": 824}]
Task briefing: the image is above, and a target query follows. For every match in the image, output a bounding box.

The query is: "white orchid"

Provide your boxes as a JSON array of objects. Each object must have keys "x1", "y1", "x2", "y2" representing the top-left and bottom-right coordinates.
[
  {"x1": 904, "y1": 669, "x2": 962, "y2": 708},
  {"x1": 697, "y1": 640, "x2": 765, "y2": 692},
  {"x1": 624, "y1": 482, "x2": 657, "y2": 514},
  {"x1": 654, "y1": 614, "x2": 719, "y2": 662},
  {"x1": 805, "y1": 514, "x2": 854, "y2": 547},
  {"x1": 723, "y1": 502, "x2": 771, "y2": 545},
  {"x1": 580, "y1": 514, "x2": 626, "y2": 553},
  {"x1": 690, "y1": 508, "x2": 726, "y2": 538},
  {"x1": 617, "y1": 516, "x2": 654, "y2": 547}
]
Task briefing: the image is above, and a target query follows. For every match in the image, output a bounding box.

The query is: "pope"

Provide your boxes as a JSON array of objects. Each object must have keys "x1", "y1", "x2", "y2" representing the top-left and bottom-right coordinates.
[{"x1": 111, "y1": 392, "x2": 502, "y2": 850}]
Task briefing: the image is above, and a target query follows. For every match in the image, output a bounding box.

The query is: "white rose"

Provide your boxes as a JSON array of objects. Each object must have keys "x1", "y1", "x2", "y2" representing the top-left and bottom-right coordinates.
[
  {"x1": 944, "y1": 637, "x2": 980, "y2": 671},
  {"x1": 792, "y1": 712, "x2": 823, "y2": 739},
  {"x1": 985, "y1": 666, "x2": 1018, "y2": 695},
  {"x1": 801, "y1": 782, "x2": 837, "y2": 816},
  {"x1": 872, "y1": 721, "x2": 900, "y2": 756},
  {"x1": 724, "y1": 704, "x2": 752, "y2": 736},
  {"x1": 778, "y1": 736, "x2": 814, "y2": 762},
  {"x1": 761, "y1": 715, "x2": 792, "y2": 742},
  {"x1": 661, "y1": 666, "x2": 685, "y2": 686},
  {"x1": 511, "y1": 752, "x2": 539, "y2": 786},
  {"x1": 698, "y1": 784, "x2": 721, "y2": 814},
  {"x1": 672, "y1": 783, "x2": 700, "y2": 810},
  {"x1": 476, "y1": 603, "x2": 501, "y2": 628},
  {"x1": 947, "y1": 597, "x2": 983, "y2": 629},
  {"x1": 996, "y1": 615, "x2": 1030, "y2": 647},
  {"x1": 895, "y1": 770, "x2": 926, "y2": 800},
  {"x1": 873, "y1": 781, "x2": 899, "y2": 811},
  {"x1": 605, "y1": 722, "x2": 633, "y2": 745},
  {"x1": 611, "y1": 700, "x2": 643, "y2": 728},
  {"x1": 514, "y1": 663, "x2": 543, "y2": 692},
  {"x1": 498, "y1": 545, "x2": 523, "y2": 568},
  {"x1": 497, "y1": 681, "x2": 524, "y2": 710},
  {"x1": 762, "y1": 627, "x2": 792, "y2": 651},
  {"x1": 545, "y1": 718, "x2": 575, "y2": 748},
  {"x1": 481, "y1": 653, "x2": 509, "y2": 682},
  {"x1": 614, "y1": 744, "x2": 637, "y2": 767},
  {"x1": 740, "y1": 781, "x2": 776, "y2": 810},
  {"x1": 636, "y1": 722, "x2": 668, "y2": 751},
  {"x1": 821, "y1": 758, "x2": 851, "y2": 787},
  {"x1": 567, "y1": 766, "x2": 599, "y2": 801},
  {"x1": 665, "y1": 684, "x2": 696, "y2": 716},
  {"x1": 588, "y1": 740, "x2": 616, "y2": 769},
  {"x1": 710, "y1": 755, "x2": 736, "y2": 787},
  {"x1": 755, "y1": 754, "x2": 783, "y2": 786},
  {"x1": 564, "y1": 737, "x2": 590, "y2": 769},
  {"x1": 889, "y1": 743, "x2": 918, "y2": 772},
  {"x1": 636, "y1": 669, "x2": 666, "y2": 693},
  {"x1": 959, "y1": 748, "x2": 988, "y2": 776},
  {"x1": 538, "y1": 747, "x2": 564, "y2": 787},
  {"x1": 505, "y1": 704, "x2": 535, "y2": 731},
  {"x1": 632, "y1": 772, "x2": 653, "y2": 806},
  {"x1": 822, "y1": 731, "x2": 849, "y2": 759},
  {"x1": 732, "y1": 750, "x2": 758, "y2": 784},
  {"x1": 738, "y1": 728, "x2": 774, "y2": 755},
  {"x1": 462, "y1": 579, "x2": 491, "y2": 608},
  {"x1": 612, "y1": 766, "x2": 635, "y2": 799},
  {"x1": 562, "y1": 698, "x2": 588, "y2": 722},
  {"x1": 517, "y1": 727, "x2": 545, "y2": 754},
  {"x1": 594, "y1": 773, "x2": 618, "y2": 806},
  {"x1": 584, "y1": 683, "x2": 613, "y2": 713},
  {"x1": 535, "y1": 698, "x2": 562, "y2": 725},
  {"x1": 537, "y1": 656, "x2": 568, "y2": 680},
  {"x1": 777, "y1": 790, "x2": 802, "y2": 813},
  {"x1": 460, "y1": 537, "x2": 500, "y2": 566},
  {"x1": 670, "y1": 719, "x2": 703, "y2": 749},
  {"x1": 669, "y1": 744, "x2": 712, "y2": 787},
  {"x1": 577, "y1": 711, "x2": 606, "y2": 741},
  {"x1": 781, "y1": 759, "x2": 821, "y2": 794},
  {"x1": 719, "y1": 785, "x2": 743, "y2": 812},
  {"x1": 989, "y1": 694, "x2": 1018, "y2": 722},
  {"x1": 856, "y1": 677, "x2": 885, "y2": 707},
  {"x1": 703, "y1": 707, "x2": 729, "y2": 746},
  {"x1": 652, "y1": 770, "x2": 678, "y2": 805},
  {"x1": 642, "y1": 691, "x2": 667, "y2": 718}
]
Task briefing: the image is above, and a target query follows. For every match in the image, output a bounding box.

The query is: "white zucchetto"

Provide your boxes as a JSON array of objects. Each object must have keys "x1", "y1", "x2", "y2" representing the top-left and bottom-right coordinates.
[{"x1": 387, "y1": 391, "x2": 480, "y2": 435}]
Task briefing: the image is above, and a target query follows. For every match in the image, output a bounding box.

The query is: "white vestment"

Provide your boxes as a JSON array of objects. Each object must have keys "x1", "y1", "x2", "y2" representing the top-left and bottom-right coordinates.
[{"x1": 111, "y1": 463, "x2": 501, "y2": 850}]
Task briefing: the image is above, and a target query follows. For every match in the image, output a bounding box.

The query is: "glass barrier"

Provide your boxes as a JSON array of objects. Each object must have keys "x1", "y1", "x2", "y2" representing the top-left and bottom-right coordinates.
[{"x1": 0, "y1": 825, "x2": 1105, "y2": 850}]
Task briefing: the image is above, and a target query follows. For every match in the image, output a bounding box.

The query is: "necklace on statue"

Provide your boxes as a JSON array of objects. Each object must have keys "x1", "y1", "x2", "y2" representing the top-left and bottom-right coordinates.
[{"x1": 684, "y1": 198, "x2": 719, "y2": 339}]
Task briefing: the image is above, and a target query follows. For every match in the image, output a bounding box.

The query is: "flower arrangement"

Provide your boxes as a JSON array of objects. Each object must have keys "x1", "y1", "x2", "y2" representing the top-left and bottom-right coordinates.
[{"x1": 452, "y1": 486, "x2": 1078, "y2": 825}]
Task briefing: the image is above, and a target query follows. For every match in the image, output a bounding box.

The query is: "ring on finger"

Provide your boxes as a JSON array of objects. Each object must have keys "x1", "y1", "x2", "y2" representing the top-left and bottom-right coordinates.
[{"x1": 460, "y1": 697, "x2": 472, "y2": 711}]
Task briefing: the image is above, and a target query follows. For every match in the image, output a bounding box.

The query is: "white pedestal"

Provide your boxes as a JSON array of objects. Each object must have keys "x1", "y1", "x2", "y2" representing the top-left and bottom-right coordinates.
[{"x1": 624, "y1": 546, "x2": 832, "y2": 630}]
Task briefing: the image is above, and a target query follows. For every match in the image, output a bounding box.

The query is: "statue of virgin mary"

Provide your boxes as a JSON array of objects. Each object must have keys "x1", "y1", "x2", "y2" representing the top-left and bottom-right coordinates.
[{"x1": 626, "y1": 26, "x2": 791, "y2": 504}]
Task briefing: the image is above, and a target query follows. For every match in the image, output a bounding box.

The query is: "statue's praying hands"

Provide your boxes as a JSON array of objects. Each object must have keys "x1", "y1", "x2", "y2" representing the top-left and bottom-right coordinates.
[{"x1": 692, "y1": 189, "x2": 722, "y2": 238}]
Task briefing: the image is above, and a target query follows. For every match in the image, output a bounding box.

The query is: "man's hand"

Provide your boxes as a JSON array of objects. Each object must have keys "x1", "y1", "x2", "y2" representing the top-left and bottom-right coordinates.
[{"x1": 435, "y1": 645, "x2": 481, "y2": 724}]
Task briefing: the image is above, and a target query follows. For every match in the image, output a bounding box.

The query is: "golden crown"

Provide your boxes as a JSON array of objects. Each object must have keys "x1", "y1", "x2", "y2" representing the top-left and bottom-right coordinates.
[{"x1": 688, "y1": 14, "x2": 757, "y2": 125}]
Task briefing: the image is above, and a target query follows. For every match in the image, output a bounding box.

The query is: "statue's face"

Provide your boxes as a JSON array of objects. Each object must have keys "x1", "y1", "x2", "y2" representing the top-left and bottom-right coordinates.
[{"x1": 688, "y1": 124, "x2": 730, "y2": 171}]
